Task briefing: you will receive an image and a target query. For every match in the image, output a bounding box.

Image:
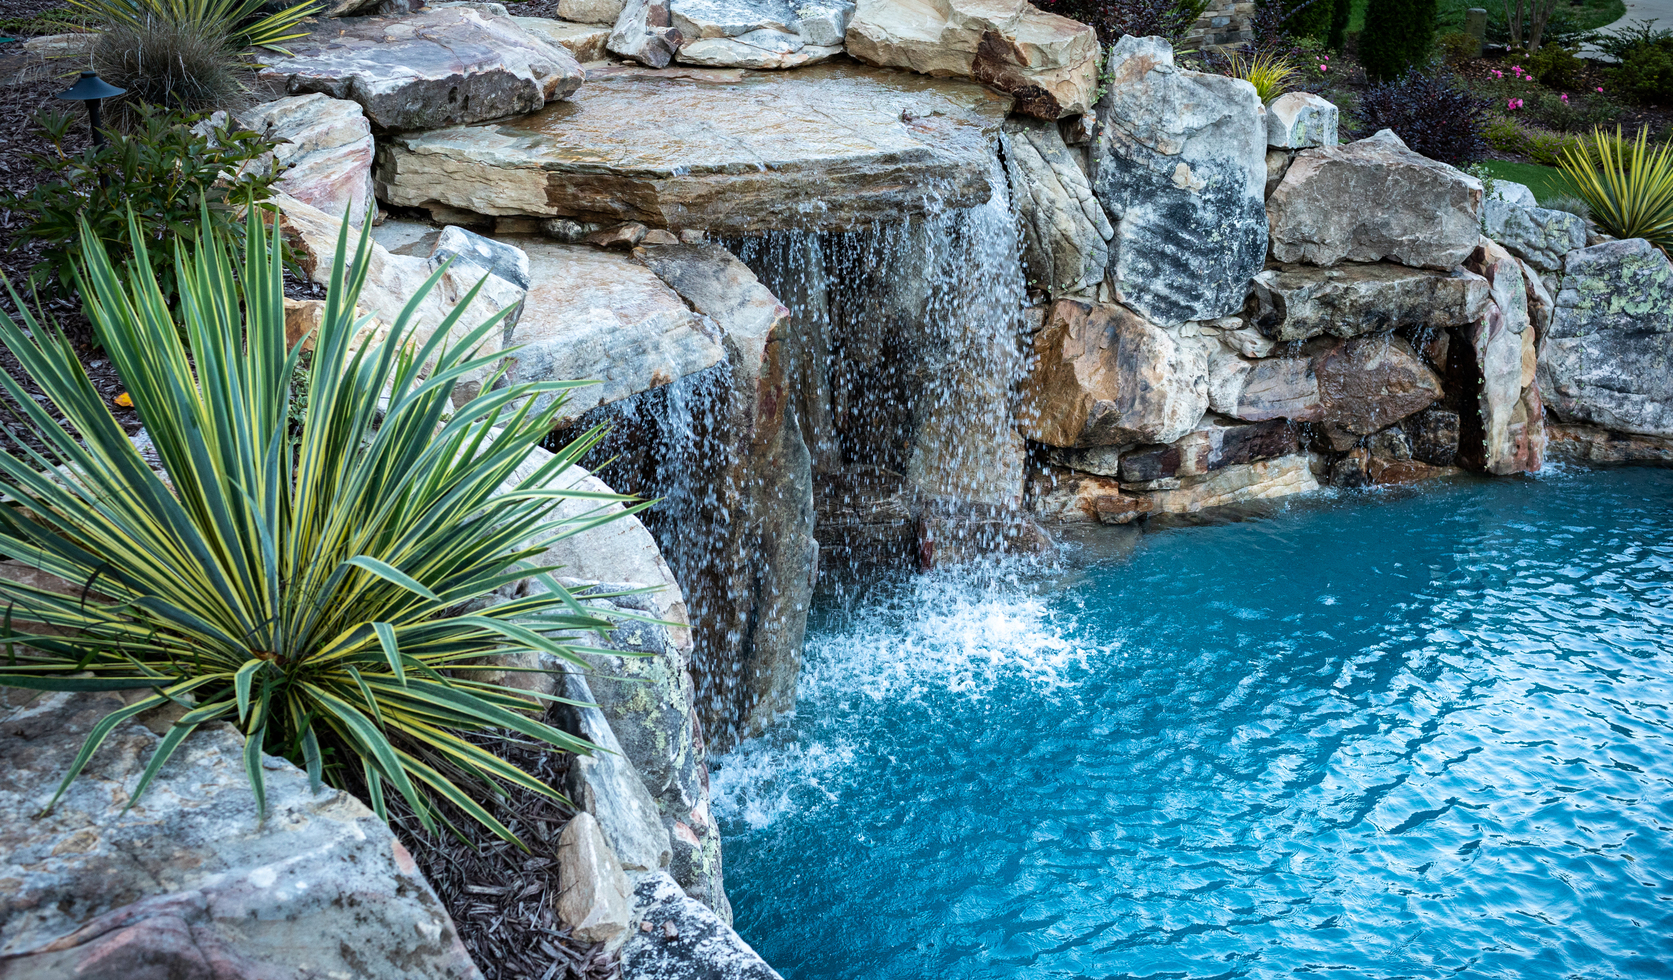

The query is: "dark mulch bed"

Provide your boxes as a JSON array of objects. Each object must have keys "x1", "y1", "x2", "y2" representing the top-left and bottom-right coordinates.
[{"x1": 385, "y1": 728, "x2": 621, "y2": 980}]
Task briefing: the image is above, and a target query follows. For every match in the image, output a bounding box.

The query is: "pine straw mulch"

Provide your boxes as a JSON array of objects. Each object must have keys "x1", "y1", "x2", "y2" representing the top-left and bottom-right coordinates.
[{"x1": 383, "y1": 726, "x2": 622, "y2": 980}]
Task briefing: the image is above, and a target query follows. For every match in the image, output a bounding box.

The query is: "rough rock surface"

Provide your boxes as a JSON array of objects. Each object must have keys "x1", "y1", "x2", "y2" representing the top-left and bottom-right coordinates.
[
  {"x1": 845, "y1": 0, "x2": 1099, "y2": 118},
  {"x1": 1247, "y1": 262, "x2": 1489, "y2": 342},
  {"x1": 671, "y1": 0, "x2": 799, "y2": 37},
  {"x1": 1003, "y1": 114, "x2": 1114, "y2": 297},
  {"x1": 1020, "y1": 299, "x2": 1210, "y2": 448},
  {"x1": 238, "y1": 94, "x2": 374, "y2": 225},
  {"x1": 1091, "y1": 35, "x2": 1268, "y2": 327},
  {"x1": 623, "y1": 871, "x2": 783, "y2": 979},
  {"x1": 553, "y1": 672, "x2": 675, "y2": 875},
  {"x1": 678, "y1": 32, "x2": 841, "y2": 68},
  {"x1": 375, "y1": 62, "x2": 1012, "y2": 232},
  {"x1": 1546, "y1": 423, "x2": 1673, "y2": 465},
  {"x1": 275, "y1": 194, "x2": 525, "y2": 404},
  {"x1": 795, "y1": 0, "x2": 855, "y2": 44},
  {"x1": 1460, "y1": 239, "x2": 1543, "y2": 474},
  {"x1": 609, "y1": 0, "x2": 683, "y2": 67},
  {"x1": 1538, "y1": 237, "x2": 1673, "y2": 437},
  {"x1": 497, "y1": 238, "x2": 724, "y2": 414},
  {"x1": 558, "y1": 0, "x2": 628, "y2": 23},
  {"x1": 1027, "y1": 468, "x2": 1147, "y2": 524},
  {"x1": 1230, "y1": 334, "x2": 1441, "y2": 434},
  {"x1": 1267, "y1": 129, "x2": 1483, "y2": 269},
  {"x1": 1142, "y1": 454, "x2": 1319, "y2": 514},
  {"x1": 513, "y1": 15, "x2": 615, "y2": 60},
  {"x1": 555, "y1": 812, "x2": 634, "y2": 948},
  {"x1": 1483, "y1": 197, "x2": 1588, "y2": 273},
  {"x1": 1265, "y1": 91, "x2": 1338, "y2": 149},
  {"x1": 434, "y1": 225, "x2": 532, "y2": 288},
  {"x1": 1117, "y1": 417, "x2": 1300, "y2": 481},
  {"x1": 0, "y1": 690, "x2": 481, "y2": 979}
]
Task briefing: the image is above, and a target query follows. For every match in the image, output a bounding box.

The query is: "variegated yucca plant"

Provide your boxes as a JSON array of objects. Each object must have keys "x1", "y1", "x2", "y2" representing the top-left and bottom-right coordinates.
[{"x1": 0, "y1": 204, "x2": 640, "y2": 844}]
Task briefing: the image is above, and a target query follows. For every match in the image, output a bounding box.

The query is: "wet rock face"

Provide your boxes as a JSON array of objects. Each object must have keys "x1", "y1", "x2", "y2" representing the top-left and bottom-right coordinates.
[
  {"x1": 1247, "y1": 263, "x2": 1489, "y2": 342},
  {"x1": 1003, "y1": 114, "x2": 1114, "y2": 298},
  {"x1": 237, "y1": 94, "x2": 374, "y2": 226},
  {"x1": 845, "y1": 0, "x2": 1099, "y2": 118},
  {"x1": 1117, "y1": 418, "x2": 1300, "y2": 482},
  {"x1": 1228, "y1": 333, "x2": 1442, "y2": 435},
  {"x1": 258, "y1": 8, "x2": 585, "y2": 131},
  {"x1": 1538, "y1": 237, "x2": 1673, "y2": 438},
  {"x1": 1019, "y1": 299, "x2": 1210, "y2": 449},
  {"x1": 1459, "y1": 239, "x2": 1544, "y2": 474},
  {"x1": 623, "y1": 872, "x2": 783, "y2": 980},
  {"x1": 375, "y1": 62, "x2": 1012, "y2": 233},
  {"x1": 1267, "y1": 129, "x2": 1483, "y2": 270},
  {"x1": 1090, "y1": 35, "x2": 1268, "y2": 327},
  {"x1": 1, "y1": 690, "x2": 480, "y2": 980}
]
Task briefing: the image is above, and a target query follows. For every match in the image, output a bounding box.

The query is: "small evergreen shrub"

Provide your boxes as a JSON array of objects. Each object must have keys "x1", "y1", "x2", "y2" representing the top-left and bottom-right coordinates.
[
  {"x1": 1271, "y1": 0, "x2": 1331, "y2": 41},
  {"x1": 1437, "y1": 31, "x2": 1480, "y2": 64},
  {"x1": 1352, "y1": 68, "x2": 1488, "y2": 163},
  {"x1": 1527, "y1": 43, "x2": 1585, "y2": 89},
  {"x1": 1484, "y1": 116, "x2": 1582, "y2": 164},
  {"x1": 1360, "y1": 0, "x2": 1438, "y2": 80},
  {"x1": 1611, "y1": 36, "x2": 1673, "y2": 104},
  {"x1": 1028, "y1": 0, "x2": 1212, "y2": 45},
  {"x1": 1327, "y1": 0, "x2": 1350, "y2": 49}
]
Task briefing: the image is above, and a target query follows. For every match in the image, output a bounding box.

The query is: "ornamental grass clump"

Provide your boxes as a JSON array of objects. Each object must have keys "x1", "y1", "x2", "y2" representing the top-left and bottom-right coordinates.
[
  {"x1": 73, "y1": 0, "x2": 318, "y2": 53},
  {"x1": 1223, "y1": 47, "x2": 1300, "y2": 102},
  {"x1": 1559, "y1": 125, "x2": 1673, "y2": 249},
  {"x1": 0, "y1": 205, "x2": 640, "y2": 845}
]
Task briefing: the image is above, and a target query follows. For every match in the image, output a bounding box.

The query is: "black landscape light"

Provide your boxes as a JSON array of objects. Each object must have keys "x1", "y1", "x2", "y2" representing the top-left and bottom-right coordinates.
[{"x1": 57, "y1": 70, "x2": 126, "y2": 148}]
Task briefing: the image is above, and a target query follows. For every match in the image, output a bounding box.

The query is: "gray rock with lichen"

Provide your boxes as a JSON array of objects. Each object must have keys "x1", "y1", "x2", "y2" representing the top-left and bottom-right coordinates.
[
  {"x1": 1483, "y1": 197, "x2": 1588, "y2": 273},
  {"x1": 1538, "y1": 237, "x2": 1673, "y2": 437}
]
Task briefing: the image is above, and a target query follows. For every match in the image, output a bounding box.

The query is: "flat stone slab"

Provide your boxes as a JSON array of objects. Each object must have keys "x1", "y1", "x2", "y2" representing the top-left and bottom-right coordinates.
[
  {"x1": 258, "y1": 8, "x2": 584, "y2": 132},
  {"x1": 375, "y1": 62, "x2": 1013, "y2": 233}
]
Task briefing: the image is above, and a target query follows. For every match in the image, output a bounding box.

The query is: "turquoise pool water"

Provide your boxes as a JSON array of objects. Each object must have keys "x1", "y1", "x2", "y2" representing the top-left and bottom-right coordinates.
[{"x1": 713, "y1": 469, "x2": 1673, "y2": 980}]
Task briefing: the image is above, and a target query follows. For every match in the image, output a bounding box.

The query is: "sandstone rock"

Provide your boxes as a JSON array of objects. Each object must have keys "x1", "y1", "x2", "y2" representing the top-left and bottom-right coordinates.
[
  {"x1": 1265, "y1": 148, "x2": 1292, "y2": 198},
  {"x1": 1028, "y1": 468, "x2": 1149, "y2": 524},
  {"x1": 1521, "y1": 258, "x2": 1554, "y2": 339},
  {"x1": 1546, "y1": 422, "x2": 1673, "y2": 465},
  {"x1": 1003, "y1": 114, "x2": 1114, "y2": 297},
  {"x1": 1403, "y1": 406, "x2": 1460, "y2": 465},
  {"x1": 258, "y1": 9, "x2": 585, "y2": 131},
  {"x1": 623, "y1": 872, "x2": 783, "y2": 980},
  {"x1": 238, "y1": 94, "x2": 374, "y2": 225},
  {"x1": 558, "y1": 0, "x2": 627, "y2": 23},
  {"x1": 1484, "y1": 197, "x2": 1588, "y2": 273},
  {"x1": 1045, "y1": 444, "x2": 1124, "y2": 477},
  {"x1": 1365, "y1": 455, "x2": 1452, "y2": 486},
  {"x1": 283, "y1": 296, "x2": 325, "y2": 350},
  {"x1": 1205, "y1": 343, "x2": 1250, "y2": 414},
  {"x1": 1141, "y1": 454, "x2": 1319, "y2": 513},
  {"x1": 845, "y1": 0, "x2": 1099, "y2": 118},
  {"x1": 671, "y1": 0, "x2": 799, "y2": 37},
  {"x1": 553, "y1": 671, "x2": 675, "y2": 874},
  {"x1": 1232, "y1": 334, "x2": 1440, "y2": 433},
  {"x1": 1365, "y1": 423, "x2": 1412, "y2": 459},
  {"x1": 1117, "y1": 417, "x2": 1299, "y2": 481},
  {"x1": 1538, "y1": 237, "x2": 1673, "y2": 437},
  {"x1": 587, "y1": 222, "x2": 651, "y2": 249},
  {"x1": 500, "y1": 237, "x2": 724, "y2": 415},
  {"x1": 555, "y1": 812, "x2": 634, "y2": 948},
  {"x1": 794, "y1": 0, "x2": 855, "y2": 44},
  {"x1": 275, "y1": 194, "x2": 524, "y2": 405},
  {"x1": 0, "y1": 690, "x2": 480, "y2": 979},
  {"x1": 678, "y1": 33, "x2": 842, "y2": 67},
  {"x1": 1246, "y1": 262, "x2": 1489, "y2": 342},
  {"x1": 20, "y1": 32, "x2": 95, "y2": 57},
  {"x1": 512, "y1": 15, "x2": 615, "y2": 59},
  {"x1": 1461, "y1": 239, "x2": 1540, "y2": 473},
  {"x1": 1490, "y1": 179, "x2": 1538, "y2": 207},
  {"x1": 1327, "y1": 447, "x2": 1371, "y2": 487},
  {"x1": 1090, "y1": 35, "x2": 1267, "y2": 327},
  {"x1": 375, "y1": 62, "x2": 1011, "y2": 233},
  {"x1": 609, "y1": 0, "x2": 682, "y2": 67},
  {"x1": 1265, "y1": 91, "x2": 1338, "y2": 149},
  {"x1": 1267, "y1": 129, "x2": 1483, "y2": 269},
  {"x1": 1019, "y1": 299, "x2": 1210, "y2": 448},
  {"x1": 433, "y1": 224, "x2": 532, "y2": 288},
  {"x1": 1221, "y1": 319, "x2": 1276, "y2": 357}
]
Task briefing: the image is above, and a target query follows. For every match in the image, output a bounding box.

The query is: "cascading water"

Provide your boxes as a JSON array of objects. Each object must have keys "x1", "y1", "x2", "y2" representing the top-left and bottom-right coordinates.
[{"x1": 713, "y1": 468, "x2": 1673, "y2": 980}]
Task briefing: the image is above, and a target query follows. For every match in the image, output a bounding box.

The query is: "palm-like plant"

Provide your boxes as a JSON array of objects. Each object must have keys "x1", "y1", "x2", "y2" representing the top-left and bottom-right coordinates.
[
  {"x1": 1560, "y1": 125, "x2": 1673, "y2": 251},
  {"x1": 73, "y1": 0, "x2": 319, "y2": 53},
  {"x1": 0, "y1": 204, "x2": 641, "y2": 844}
]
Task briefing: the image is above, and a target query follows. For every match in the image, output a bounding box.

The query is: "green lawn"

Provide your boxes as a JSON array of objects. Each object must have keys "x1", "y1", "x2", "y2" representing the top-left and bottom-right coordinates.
[
  {"x1": 1476, "y1": 159, "x2": 1577, "y2": 202},
  {"x1": 1347, "y1": 0, "x2": 1626, "y2": 37}
]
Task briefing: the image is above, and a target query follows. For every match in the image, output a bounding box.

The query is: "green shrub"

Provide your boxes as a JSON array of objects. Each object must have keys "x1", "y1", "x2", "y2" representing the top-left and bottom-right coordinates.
[
  {"x1": 1527, "y1": 42, "x2": 1585, "y2": 88},
  {"x1": 1589, "y1": 18, "x2": 1671, "y2": 61},
  {"x1": 2, "y1": 106, "x2": 280, "y2": 303},
  {"x1": 1437, "y1": 30, "x2": 1480, "y2": 63},
  {"x1": 1611, "y1": 36, "x2": 1673, "y2": 104},
  {"x1": 91, "y1": 19, "x2": 251, "y2": 117},
  {"x1": 1485, "y1": 115, "x2": 1582, "y2": 164},
  {"x1": 1327, "y1": 0, "x2": 1351, "y2": 48},
  {"x1": 1560, "y1": 125, "x2": 1673, "y2": 246},
  {"x1": 1360, "y1": 0, "x2": 1438, "y2": 80},
  {"x1": 0, "y1": 205, "x2": 636, "y2": 843},
  {"x1": 71, "y1": 0, "x2": 319, "y2": 52},
  {"x1": 1270, "y1": 0, "x2": 1331, "y2": 40},
  {"x1": 1532, "y1": 90, "x2": 1621, "y2": 132}
]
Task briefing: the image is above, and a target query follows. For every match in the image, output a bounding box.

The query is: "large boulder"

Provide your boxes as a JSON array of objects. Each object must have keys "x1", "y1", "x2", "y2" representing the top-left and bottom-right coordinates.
[
  {"x1": 1090, "y1": 35, "x2": 1268, "y2": 327},
  {"x1": 608, "y1": 0, "x2": 683, "y2": 67},
  {"x1": 238, "y1": 94, "x2": 374, "y2": 226},
  {"x1": 1229, "y1": 333, "x2": 1442, "y2": 434},
  {"x1": 1483, "y1": 196, "x2": 1588, "y2": 273},
  {"x1": 499, "y1": 237, "x2": 725, "y2": 415},
  {"x1": 1538, "y1": 236, "x2": 1673, "y2": 437},
  {"x1": 1265, "y1": 91, "x2": 1338, "y2": 149},
  {"x1": 1003, "y1": 114, "x2": 1114, "y2": 297},
  {"x1": 375, "y1": 62, "x2": 1011, "y2": 233},
  {"x1": 0, "y1": 690, "x2": 480, "y2": 979},
  {"x1": 844, "y1": 0, "x2": 1098, "y2": 118},
  {"x1": 1267, "y1": 129, "x2": 1483, "y2": 269},
  {"x1": 1246, "y1": 262, "x2": 1489, "y2": 342},
  {"x1": 1142, "y1": 454, "x2": 1319, "y2": 514},
  {"x1": 1019, "y1": 299, "x2": 1210, "y2": 448},
  {"x1": 512, "y1": 16, "x2": 615, "y2": 60},
  {"x1": 1117, "y1": 417, "x2": 1300, "y2": 482},
  {"x1": 258, "y1": 8, "x2": 584, "y2": 131}
]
